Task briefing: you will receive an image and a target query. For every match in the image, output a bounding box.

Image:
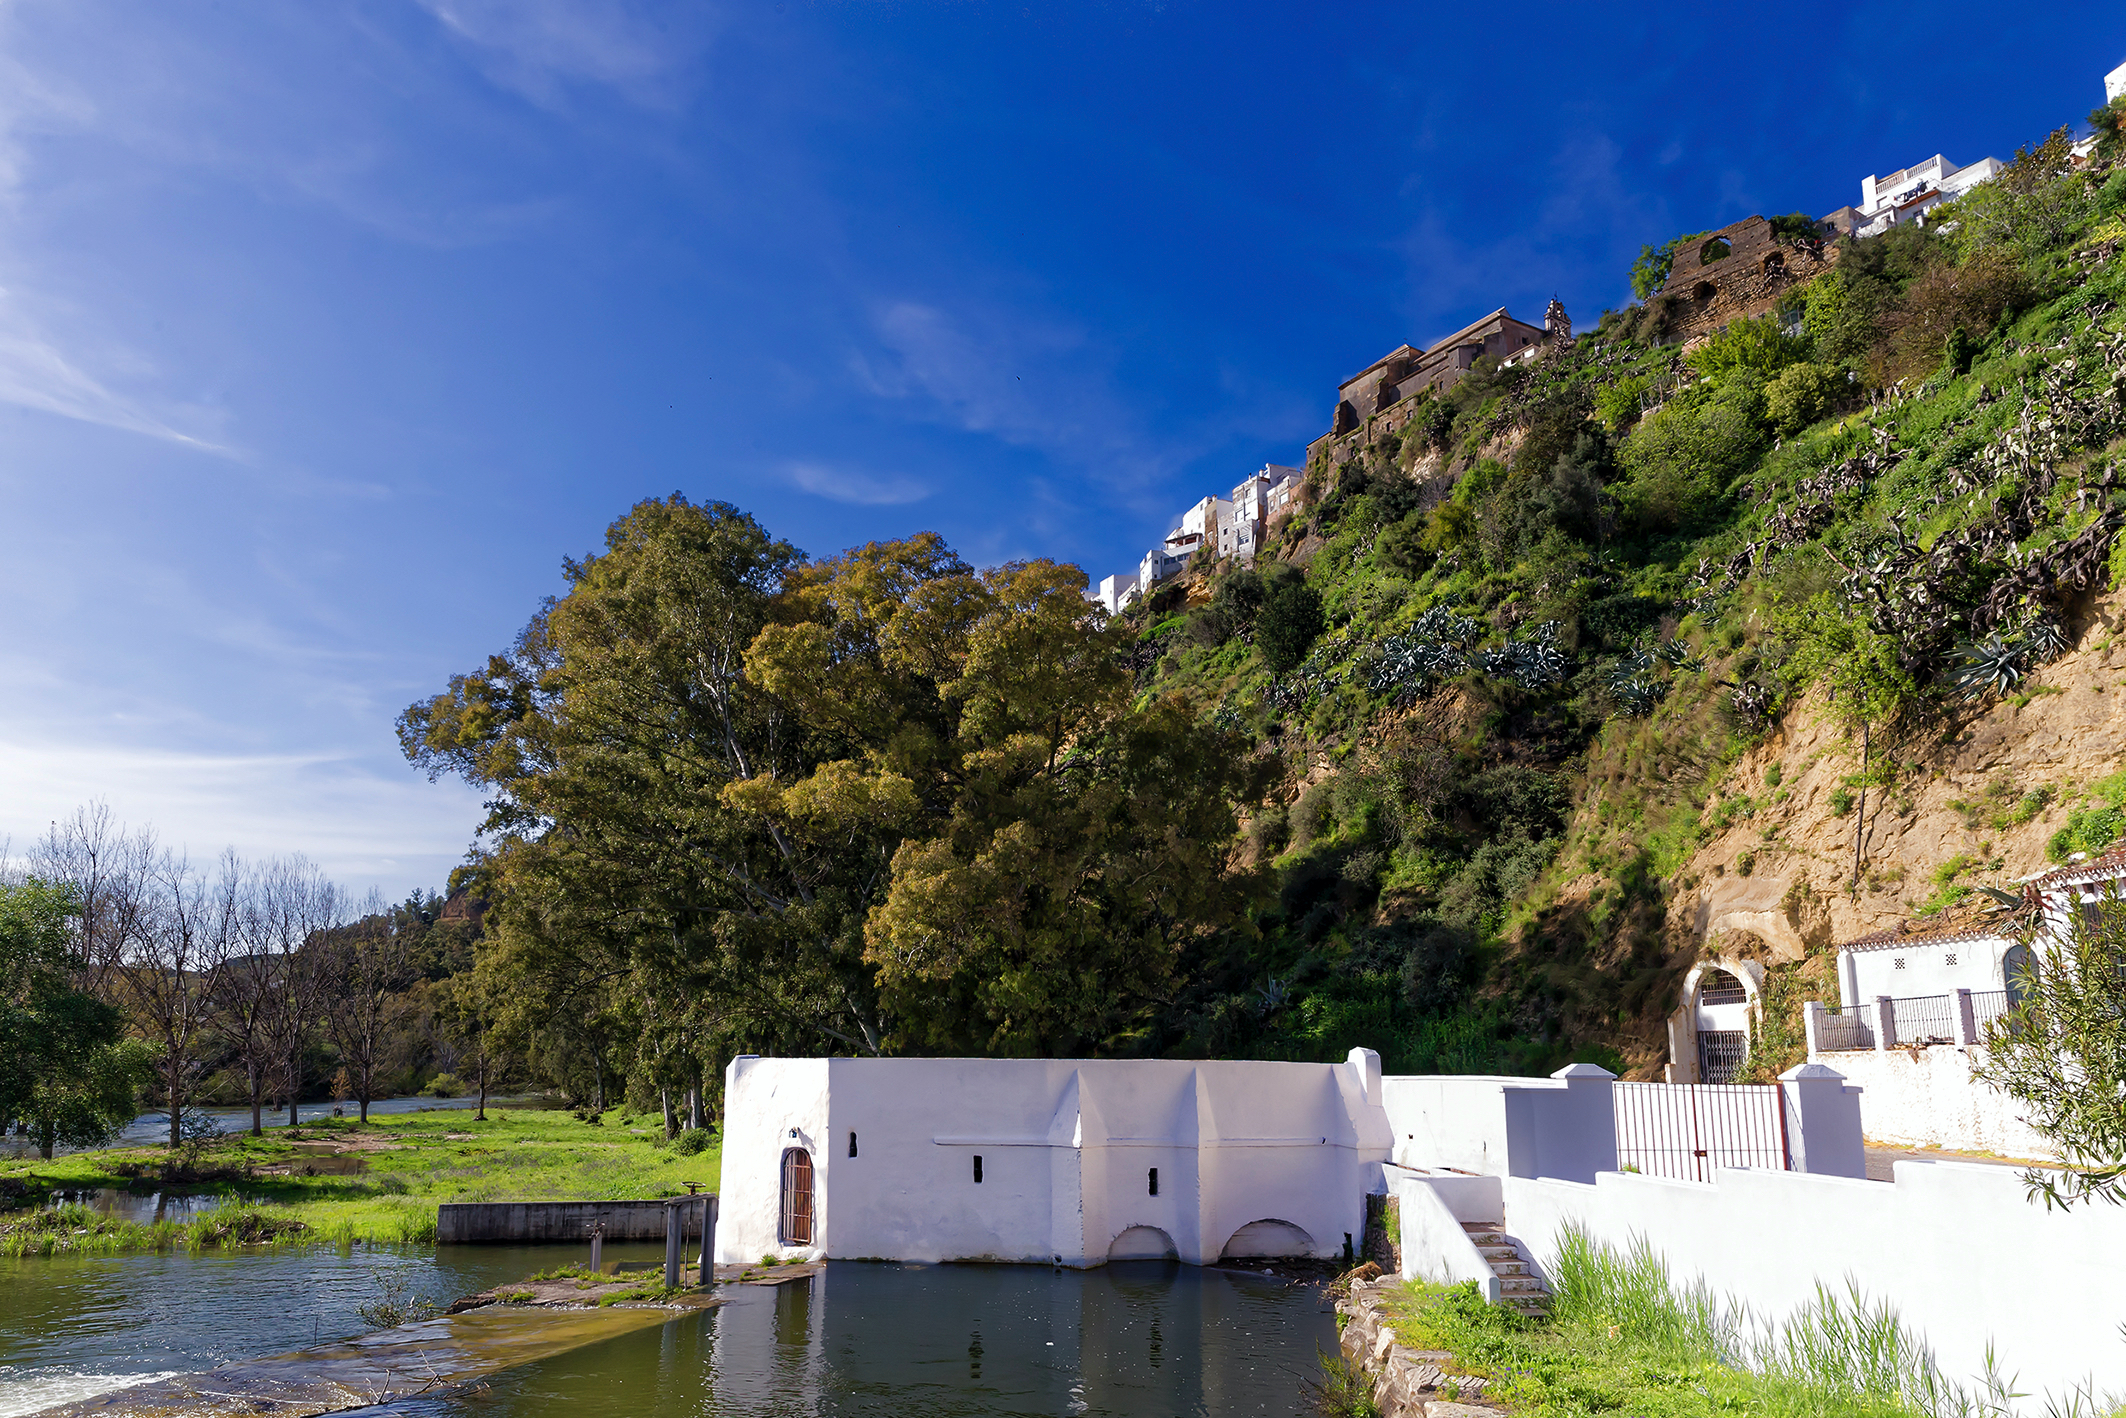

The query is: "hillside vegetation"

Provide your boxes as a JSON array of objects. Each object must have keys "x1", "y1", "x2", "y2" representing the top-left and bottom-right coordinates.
[
  {"x1": 1114, "y1": 118, "x2": 2126, "y2": 1080},
  {"x1": 392, "y1": 105, "x2": 2126, "y2": 1101}
]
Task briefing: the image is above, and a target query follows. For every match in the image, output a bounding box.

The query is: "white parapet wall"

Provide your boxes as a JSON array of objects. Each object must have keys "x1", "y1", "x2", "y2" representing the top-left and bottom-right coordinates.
[
  {"x1": 1811, "y1": 1045, "x2": 2055, "y2": 1160},
  {"x1": 1387, "y1": 1168, "x2": 1501, "y2": 1302},
  {"x1": 1380, "y1": 1064, "x2": 1618, "y2": 1181},
  {"x1": 1502, "y1": 1162, "x2": 2126, "y2": 1398},
  {"x1": 720, "y1": 1050, "x2": 1393, "y2": 1269}
]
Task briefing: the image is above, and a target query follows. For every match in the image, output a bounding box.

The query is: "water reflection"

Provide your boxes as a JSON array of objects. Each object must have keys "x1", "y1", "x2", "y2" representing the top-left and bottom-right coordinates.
[{"x1": 387, "y1": 1261, "x2": 1333, "y2": 1417}]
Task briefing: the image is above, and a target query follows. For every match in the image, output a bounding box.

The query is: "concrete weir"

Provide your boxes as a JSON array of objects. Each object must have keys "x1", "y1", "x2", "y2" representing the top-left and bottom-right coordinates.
[{"x1": 437, "y1": 1198, "x2": 708, "y2": 1244}]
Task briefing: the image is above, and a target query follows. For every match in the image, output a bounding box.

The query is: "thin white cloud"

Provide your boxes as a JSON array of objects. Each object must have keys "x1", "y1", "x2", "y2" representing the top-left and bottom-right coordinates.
[
  {"x1": 415, "y1": 0, "x2": 715, "y2": 109},
  {"x1": 0, "y1": 294, "x2": 226, "y2": 448},
  {"x1": 788, "y1": 461, "x2": 931, "y2": 506},
  {"x1": 0, "y1": 732, "x2": 486, "y2": 899}
]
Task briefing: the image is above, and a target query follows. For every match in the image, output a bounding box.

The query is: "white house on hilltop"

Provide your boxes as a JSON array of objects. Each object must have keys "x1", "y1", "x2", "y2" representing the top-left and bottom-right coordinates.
[
  {"x1": 718, "y1": 1050, "x2": 1393, "y2": 1268},
  {"x1": 2109, "y1": 57, "x2": 2126, "y2": 103},
  {"x1": 1823, "y1": 153, "x2": 2006, "y2": 238},
  {"x1": 1094, "y1": 464, "x2": 1303, "y2": 614}
]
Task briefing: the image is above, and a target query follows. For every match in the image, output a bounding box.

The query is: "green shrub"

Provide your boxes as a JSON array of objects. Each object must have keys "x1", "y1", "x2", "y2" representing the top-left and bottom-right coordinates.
[
  {"x1": 2049, "y1": 806, "x2": 2126, "y2": 863},
  {"x1": 1764, "y1": 362, "x2": 1838, "y2": 436},
  {"x1": 672, "y1": 1128, "x2": 712, "y2": 1156},
  {"x1": 422, "y1": 1073, "x2": 463, "y2": 1099},
  {"x1": 1615, "y1": 384, "x2": 1763, "y2": 531}
]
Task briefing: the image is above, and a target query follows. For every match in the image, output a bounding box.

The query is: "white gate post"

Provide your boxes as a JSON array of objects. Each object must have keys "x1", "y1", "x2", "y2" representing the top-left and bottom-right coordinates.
[
  {"x1": 1778, "y1": 1063, "x2": 1866, "y2": 1177},
  {"x1": 1803, "y1": 1001, "x2": 1825, "y2": 1059},
  {"x1": 1874, "y1": 995, "x2": 1896, "y2": 1052}
]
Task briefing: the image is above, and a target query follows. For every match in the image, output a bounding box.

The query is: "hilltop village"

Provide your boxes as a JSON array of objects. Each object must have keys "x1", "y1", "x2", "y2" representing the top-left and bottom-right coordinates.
[{"x1": 1095, "y1": 74, "x2": 2125, "y2": 616}]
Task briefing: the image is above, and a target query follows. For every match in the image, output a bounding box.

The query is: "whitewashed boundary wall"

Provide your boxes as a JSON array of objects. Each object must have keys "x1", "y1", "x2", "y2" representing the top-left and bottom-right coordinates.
[
  {"x1": 1811, "y1": 1046, "x2": 2054, "y2": 1160},
  {"x1": 1380, "y1": 1063, "x2": 1864, "y2": 1182},
  {"x1": 1502, "y1": 1163, "x2": 2126, "y2": 1398},
  {"x1": 1384, "y1": 1169, "x2": 1502, "y2": 1301}
]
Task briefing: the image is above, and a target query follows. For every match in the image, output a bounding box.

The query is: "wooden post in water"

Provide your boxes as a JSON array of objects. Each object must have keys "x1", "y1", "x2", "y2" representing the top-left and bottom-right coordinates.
[
  {"x1": 663, "y1": 1201, "x2": 683, "y2": 1290},
  {"x1": 586, "y1": 1219, "x2": 604, "y2": 1274}
]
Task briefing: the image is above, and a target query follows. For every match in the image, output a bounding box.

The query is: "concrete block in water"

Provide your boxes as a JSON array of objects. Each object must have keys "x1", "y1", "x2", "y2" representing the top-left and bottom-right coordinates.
[{"x1": 437, "y1": 1199, "x2": 711, "y2": 1244}]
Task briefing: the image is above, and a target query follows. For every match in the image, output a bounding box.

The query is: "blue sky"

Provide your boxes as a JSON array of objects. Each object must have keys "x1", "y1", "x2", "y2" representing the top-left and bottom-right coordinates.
[{"x1": 2, "y1": 1, "x2": 2121, "y2": 896}]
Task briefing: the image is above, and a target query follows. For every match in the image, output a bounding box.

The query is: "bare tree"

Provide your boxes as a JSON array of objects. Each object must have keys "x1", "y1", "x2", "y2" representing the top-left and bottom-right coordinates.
[
  {"x1": 256, "y1": 857, "x2": 338, "y2": 1128},
  {"x1": 30, "y1": 803, "x2": 150, "y2": 998},
  {"x1": 319, "y1": 892, "x2": 413, "y2": 1122},
  {"x1": 204, "y1": 852, "x2": 282, "y2": 1136},
  {"x1": 112, "y1": 845, "x2": 220, "y2": 1149}
]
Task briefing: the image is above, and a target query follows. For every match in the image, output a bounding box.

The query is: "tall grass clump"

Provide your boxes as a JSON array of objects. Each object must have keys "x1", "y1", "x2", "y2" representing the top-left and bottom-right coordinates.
[{"x1": 1539, "y1": 1225, "x2": 2103, "y2": 1418}]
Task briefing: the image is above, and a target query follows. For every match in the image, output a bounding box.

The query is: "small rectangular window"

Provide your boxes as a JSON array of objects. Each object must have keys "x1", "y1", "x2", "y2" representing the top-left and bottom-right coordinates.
[
  {"x1": 1148, "y1": 1167, "x2": 1159, "y2": 1197},
  {"x1": 973, "y1": 1155, "x2": 983, "y2": 1184},
  {"x1": 849, "y1": 1131, "x2": 858, "y2": 1158}
]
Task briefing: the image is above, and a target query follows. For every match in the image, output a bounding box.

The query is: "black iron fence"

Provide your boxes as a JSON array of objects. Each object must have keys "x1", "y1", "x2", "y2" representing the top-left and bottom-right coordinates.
[
  {"x1": 1815, "y1": 1004, "x2": 1877, "y2": 1052},
  {"x1": 1968, "y1": 989, "x2": 2012, "y2": 1034},
  {"x1": 1888, "y1": 993, "x2": 1959, "y2": 1046}
]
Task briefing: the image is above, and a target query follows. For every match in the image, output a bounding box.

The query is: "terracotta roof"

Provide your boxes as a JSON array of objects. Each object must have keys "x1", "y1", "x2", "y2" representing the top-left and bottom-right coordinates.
[
  {"x1": 1838, "y1": 919, "x2": 2008, "y2": 953},
  {"x1": 2028, "y1": 846, "x2": 2126, "y2": 891}
]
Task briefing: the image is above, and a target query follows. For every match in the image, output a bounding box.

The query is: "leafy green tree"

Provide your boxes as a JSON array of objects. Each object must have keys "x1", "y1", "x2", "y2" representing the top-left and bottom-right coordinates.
[
  {"x1": 403, "y1": 495, "x2": 1264, "y2": 1066},
  {"x1": 0, "y1": 880, "x2": 150, "y2": 1158},
  {"x1": 1256, "y1": 570, "x2": 1325, "y2": 675},
  {"x1": 1764, "y1": 363, "x2": 1839, "y2": 436},
  {"x1": 1629, "y1": 229, "x2": 1708, "y2": 301},
  {"x1": 1971, "y1": 890, "x2": 2126, "y2": 1207},
  {"x1": 1684, "y1": 313, "x2": 1808, "y2": 386},
  {"x1": 1614, "y1": 381, "x2": 1764, "y2": 532}
]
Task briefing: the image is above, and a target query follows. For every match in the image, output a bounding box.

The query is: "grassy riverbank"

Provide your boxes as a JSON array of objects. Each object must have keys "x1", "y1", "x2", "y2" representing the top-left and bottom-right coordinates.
[
  {"x1": 0, "y1": 1104, "x2": 723, "y2": 1256},
  {"x1": 1365, "y1": 1231, "x2": 2031, "y2": 1418}
]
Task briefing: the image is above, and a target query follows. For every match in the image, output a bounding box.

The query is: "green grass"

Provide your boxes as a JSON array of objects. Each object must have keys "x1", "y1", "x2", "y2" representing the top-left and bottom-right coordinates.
[
  {"x1": 1371, "y1": 1228, "x2": 2069, "y2": 1418},
  {"x1": 0, "y1": 1104, "x2": 722, "y2": 1256}
]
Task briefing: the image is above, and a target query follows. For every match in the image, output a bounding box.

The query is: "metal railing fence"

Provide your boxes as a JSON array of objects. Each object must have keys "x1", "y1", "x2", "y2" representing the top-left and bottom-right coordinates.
[
  {"x1": 1968, "y1": 989, "x2": 2013, "y2": 1035},
  {"x1": 1815, "y1": 1004, "x2": 1876, "y2": 1052},
  {"x1": 1614, "y1": 1081, "x2": 1791, "y2": 1183},
  {"x1": 1888, "y1": 993, "x2": 1959, "y2": 1046}
]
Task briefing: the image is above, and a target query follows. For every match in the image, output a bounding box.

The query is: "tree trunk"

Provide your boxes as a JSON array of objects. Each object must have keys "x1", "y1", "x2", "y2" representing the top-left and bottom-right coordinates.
[
  {"x1": 687, "y1": 1083, "x2": 700, "y2": 1132},
  {"x1": 359, "y1": 1091, "x2": 370, "y2": 1123},
  {"x1": 475, "y1": 1043, "x2": 488, "y2": 1123},
  {"x1": 168, "y1": 1058, "x2": 183, "y2": 1149},
  {"x1": 593, "y1": 1064, "x2": 604, "y2": 1115},
  {"x1": 39, "y1": 1120, "x2": 55, "y2": 1161},
  {"x1": 249, "y1": 1062, "x2": 263, "y2": 1138},
  {"x1": 661, "y1": 1087, "x2": 675, "y2": 1139}
]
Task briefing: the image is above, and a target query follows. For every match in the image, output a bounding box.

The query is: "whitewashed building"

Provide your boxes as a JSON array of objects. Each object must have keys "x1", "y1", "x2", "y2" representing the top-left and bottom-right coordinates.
[
  {"x1": 2108, "y1": 57, "x2": 2126, "y2": 103},
  {"x1": 1095, "y1": 572, "x2": 1139, "y2": 615},
  {"x1": 1842, "y1": 154, "x2": 2005, "y2": 237},
  {"x1": 1218, "y1": 465, "x2": 1301, "y2": 561},
  {"x1": 718, "y1": 1050, "x2": 1393, "y2": 1268}
]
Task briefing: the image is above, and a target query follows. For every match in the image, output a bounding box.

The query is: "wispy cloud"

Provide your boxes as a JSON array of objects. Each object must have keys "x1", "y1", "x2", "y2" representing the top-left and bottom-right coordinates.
[
  {"x1": 415, "y1": 0, "x2": 716, "y2": 109},
  {"x1": 788, "y1": 461, "x2": 931, "y2": 506},
  {"x1": 0, "y1": 292, "x2": 226, "y2": 448}
]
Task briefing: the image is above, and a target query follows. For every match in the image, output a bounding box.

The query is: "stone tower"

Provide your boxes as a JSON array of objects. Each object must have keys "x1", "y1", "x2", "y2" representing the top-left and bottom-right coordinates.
[{"x1": 1545, "y1": 297, "x2": 1571, "y2": 344}]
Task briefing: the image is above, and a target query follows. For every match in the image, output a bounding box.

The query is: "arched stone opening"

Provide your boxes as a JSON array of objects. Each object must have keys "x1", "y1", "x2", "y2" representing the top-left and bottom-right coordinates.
[
  {"x1": 1108, "y1": 1225, "x2": 1179, "y2": 1261},
  {"x1": 1688, "y1": 964, "x2": 1756, "y2": 1082},
  {"x1": 1219, "y1": 1219, "x2": 1314, "y2": 1259},
  {"x1": 1692, "y1": 280, "x2": 1717, "y2": 303},
  {"x1": 1762, "y1": 251, "x2": 1786, "y2": 277},
  {"x1": 1699, "y1": 236, "x2": 1732, "y2": 265}
]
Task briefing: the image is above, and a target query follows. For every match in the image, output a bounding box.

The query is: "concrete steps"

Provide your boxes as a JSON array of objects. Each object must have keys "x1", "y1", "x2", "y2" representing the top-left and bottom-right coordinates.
[{"x1": 1463, "y1": 1222, "x2": 1549, "y2": 1315}]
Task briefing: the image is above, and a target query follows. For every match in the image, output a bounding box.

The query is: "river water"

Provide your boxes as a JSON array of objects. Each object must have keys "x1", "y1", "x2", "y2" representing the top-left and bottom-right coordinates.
[
  {"x1": 0, "y1": 1248, "x2": 1335, "y2": 1417},
  {"x1": 0, "y1": 1094, "x2": 526, "y2": 1161}
]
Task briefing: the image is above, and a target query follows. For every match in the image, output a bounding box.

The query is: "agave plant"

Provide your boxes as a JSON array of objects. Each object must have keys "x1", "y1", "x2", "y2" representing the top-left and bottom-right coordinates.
[
  {"x1": 1657, "y1": 638, "x2": 1705, "y2": 672},
  {"x1": 1477, "y1": 621, "x2": 1567, "y2": 690},
  {"x1": 1730, "y1": 680, "x2": 1775, "y2": 727},
  {"x1": 1953, "y1": 636, "x2": 2026, "y2": 701}
]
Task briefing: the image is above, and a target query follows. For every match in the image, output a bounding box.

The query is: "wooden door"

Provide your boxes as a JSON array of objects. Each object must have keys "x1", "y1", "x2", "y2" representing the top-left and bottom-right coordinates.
[{"x1": 779, "y1": 1147, "x2": 813, "y2": 1245}]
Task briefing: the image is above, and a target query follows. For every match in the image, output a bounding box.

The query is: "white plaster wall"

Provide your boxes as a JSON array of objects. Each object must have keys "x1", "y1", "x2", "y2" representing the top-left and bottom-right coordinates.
[
  {"x1": 1390, "y1": 1174, "x2": 1499, "y2": 1301},
  {"x1": 1811, "y1": 1045, "x2": 2055, "y2": 1160},
  {"x1": 1502, "y1": 1163, "x2": 2126, "y2": 1398},
  {"x1": 1843, "y1": 937, "x2": 2011, "y2": 1005},
  {"x1": 721, "y1": 1053, "x2": 1390, "y2": 1268},
  {"x1": 719, "y1": 1055, "x2": 830, "y2": 1264},
  {"x1": 1381, "y1": 1066, "x2": 1617, "y2": 1182}
]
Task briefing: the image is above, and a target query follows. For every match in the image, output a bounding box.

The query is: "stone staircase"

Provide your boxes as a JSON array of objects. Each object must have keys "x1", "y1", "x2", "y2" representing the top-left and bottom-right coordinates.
[{"x1": 1463, "y1": 1221, "x2": 1548, "y2": 1315}]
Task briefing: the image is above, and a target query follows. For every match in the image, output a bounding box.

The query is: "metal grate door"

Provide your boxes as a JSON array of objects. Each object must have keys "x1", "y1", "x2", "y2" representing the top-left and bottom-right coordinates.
[
  {"x1": 1697, "y1": 1029, "x2": 1748, "y2": 1083},
  {"x1": 779, "y1": 1147, "x2": 813, "y2": 1245},
  {"x1": 1614, "y1": 1081, "x2": 1791, "y2": 1182}
]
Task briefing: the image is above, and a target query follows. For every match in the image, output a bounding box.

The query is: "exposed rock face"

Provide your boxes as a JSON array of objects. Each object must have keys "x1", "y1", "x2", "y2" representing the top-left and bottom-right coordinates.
[
  {"x1": 1337, "y1": 1278, "x2": 1500, "y2": 1417},
  {"x1": 1675, "y1": 585, "x2": 2126, "y2": 952}
]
